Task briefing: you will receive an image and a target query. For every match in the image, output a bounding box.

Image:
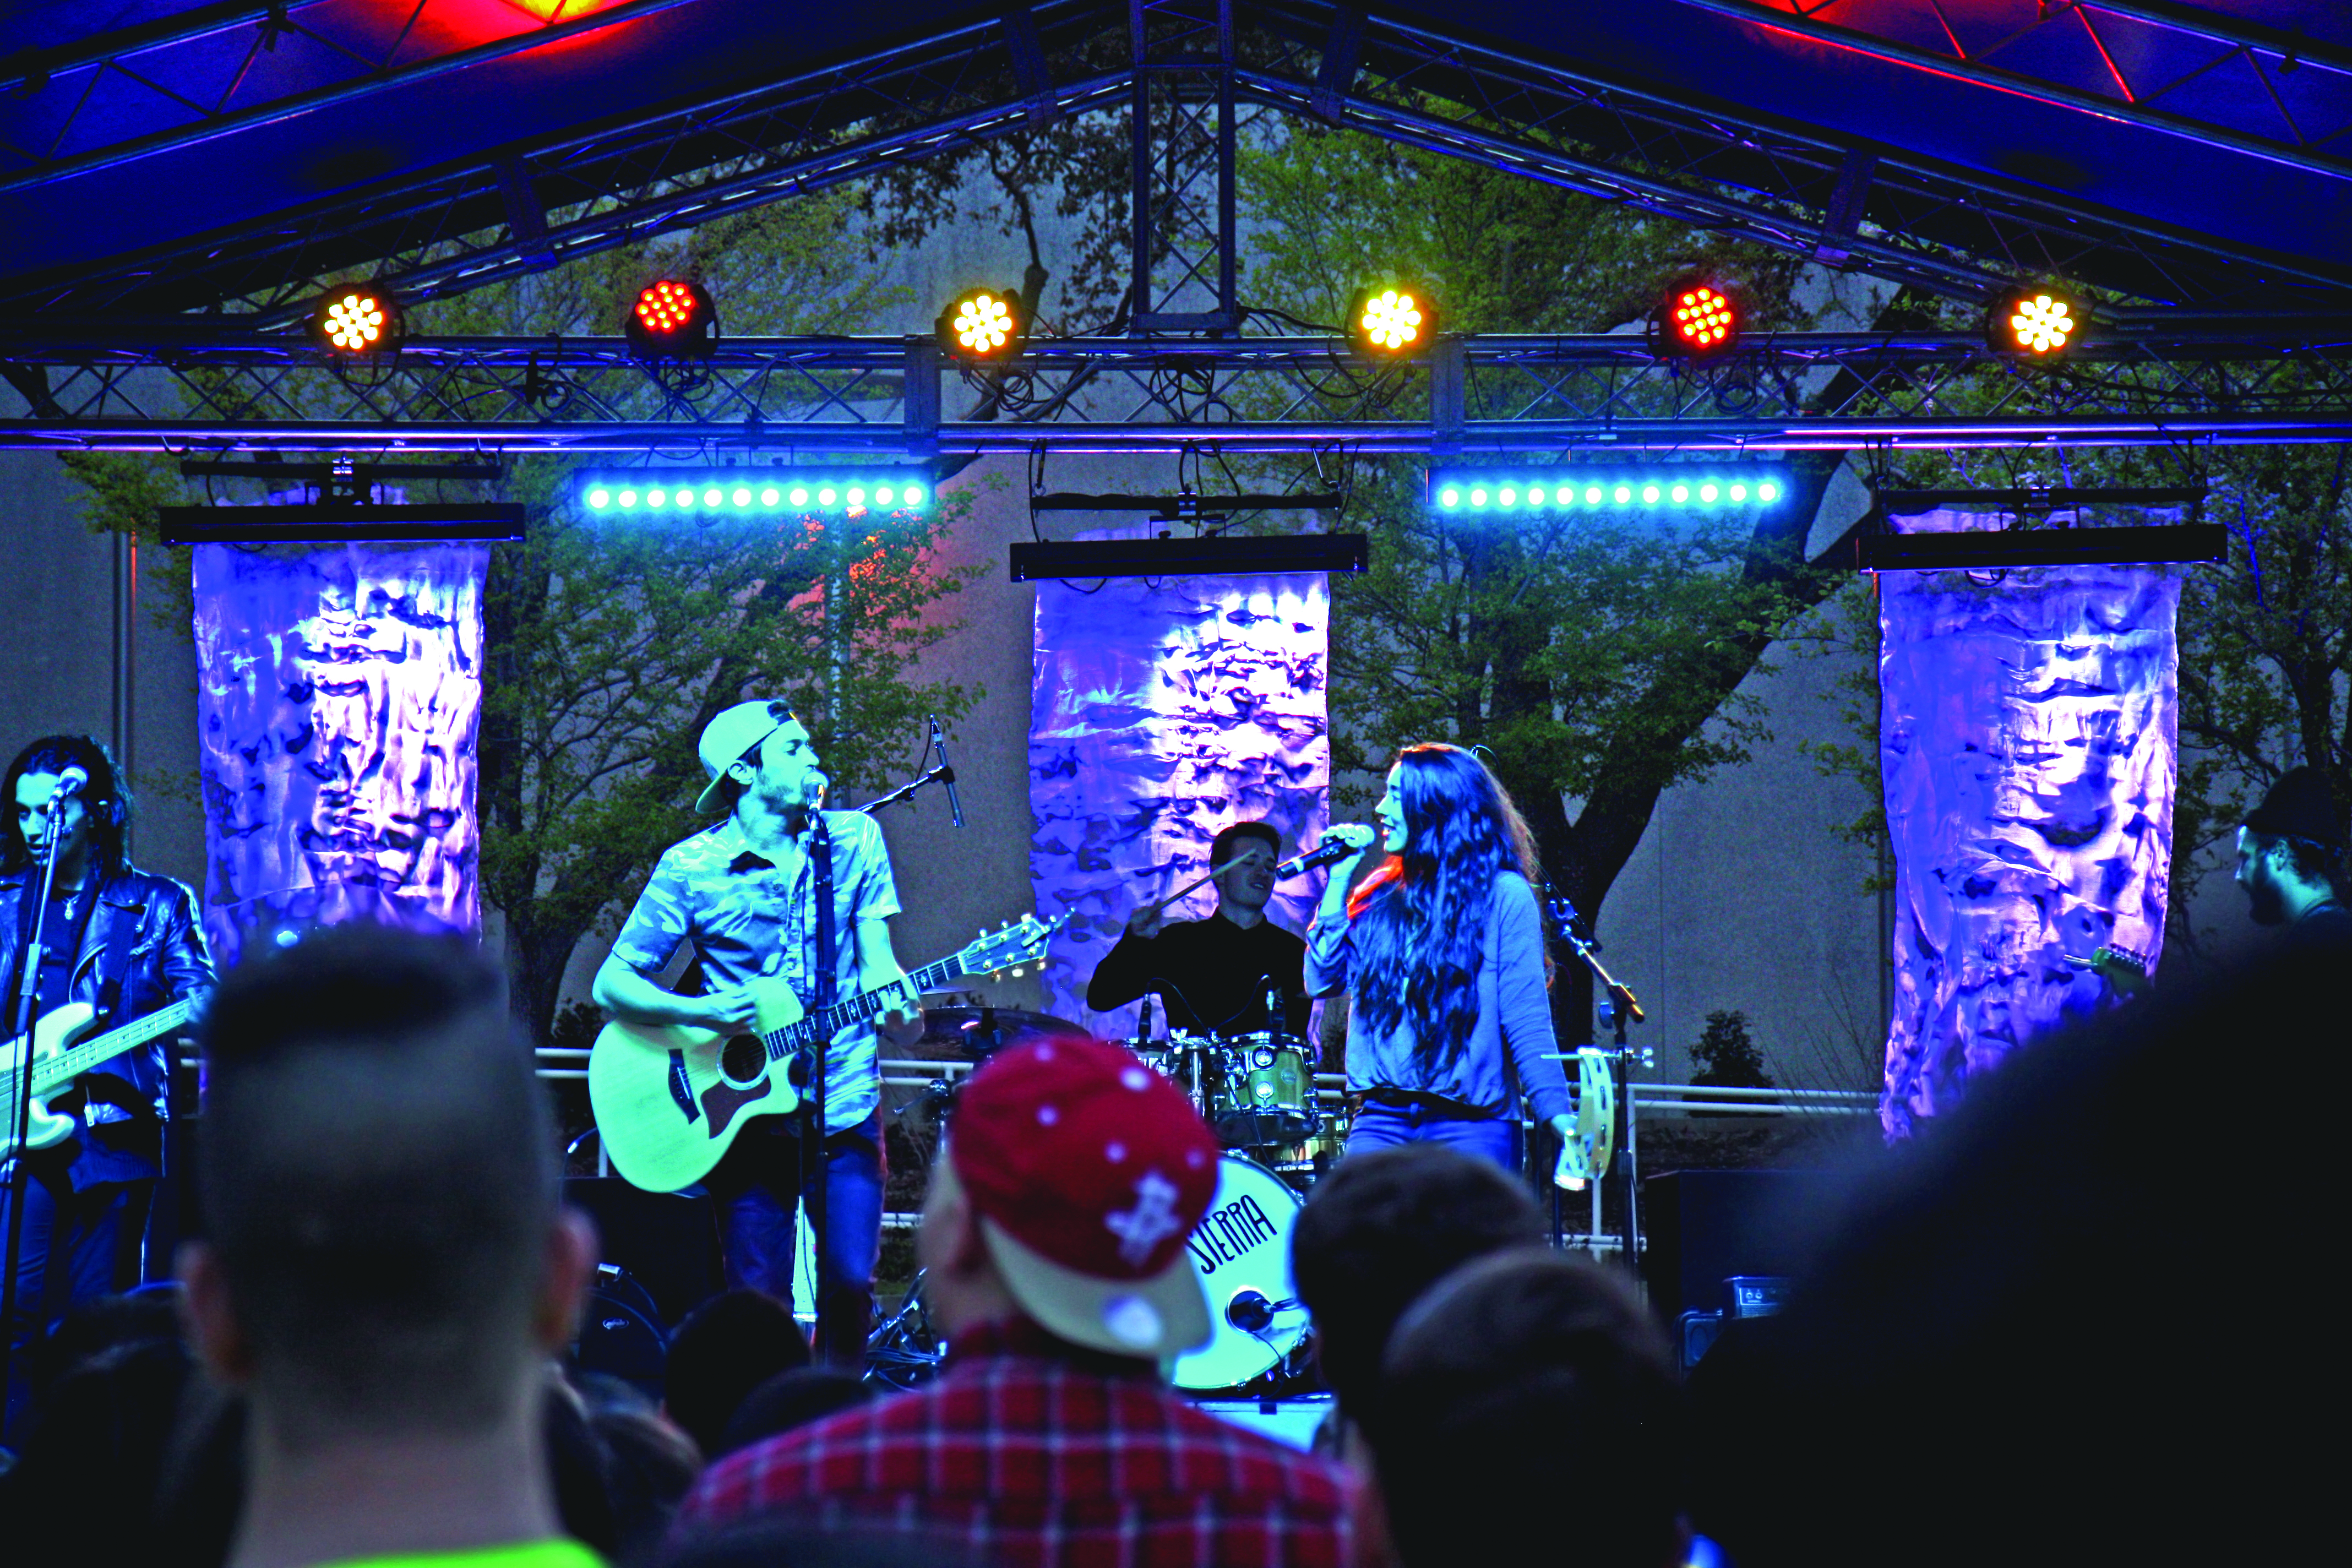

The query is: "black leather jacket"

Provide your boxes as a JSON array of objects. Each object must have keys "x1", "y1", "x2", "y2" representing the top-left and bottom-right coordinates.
[{"x1": 1, "y1": 862, "x2": 216, "y2": 1132}]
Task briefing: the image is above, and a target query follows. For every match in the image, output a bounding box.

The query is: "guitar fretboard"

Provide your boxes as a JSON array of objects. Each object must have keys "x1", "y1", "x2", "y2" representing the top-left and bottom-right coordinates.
[
  {"x1": 760, "y1": 956, "x2": 965, "y2": 1062},
  {"x1": 1, "y1": 996, "x2": 199, "y2": 1099}
]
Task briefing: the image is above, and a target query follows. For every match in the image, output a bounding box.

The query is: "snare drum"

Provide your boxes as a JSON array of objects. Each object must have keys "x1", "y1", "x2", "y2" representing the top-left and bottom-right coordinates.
[
  {"x1": 1171, "y1": 1152, "x2": 1308, "y2": 1391},
  {"x1": 1206, "y1": 1033, "x2": 1317, "y2": 1147}
]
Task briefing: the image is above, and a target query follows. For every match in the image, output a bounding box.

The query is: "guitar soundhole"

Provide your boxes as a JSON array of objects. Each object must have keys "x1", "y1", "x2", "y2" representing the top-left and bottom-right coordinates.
[{"x1": 718, "y1": 1033, "x2": 766, "y2": 1086}]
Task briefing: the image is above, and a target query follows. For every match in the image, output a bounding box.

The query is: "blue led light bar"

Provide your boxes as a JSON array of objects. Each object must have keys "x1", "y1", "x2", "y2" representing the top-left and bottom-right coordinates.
[
  {"x1": 1427, "y1": 468, "x2": 1786, "y2": 514},
  {"x1": 574, "y1": 468, "x2": 935, "y2": 516}
]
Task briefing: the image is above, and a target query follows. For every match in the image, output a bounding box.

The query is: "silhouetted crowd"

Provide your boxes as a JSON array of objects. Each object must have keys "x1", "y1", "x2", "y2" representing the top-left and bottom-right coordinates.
[{"x1": 0, "y1": 922, "x2": 2333, "y2": 1568}]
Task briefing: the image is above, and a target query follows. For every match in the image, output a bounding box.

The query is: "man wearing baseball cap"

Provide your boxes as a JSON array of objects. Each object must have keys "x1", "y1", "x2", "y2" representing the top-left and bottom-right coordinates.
[
  {"x1": 2236, "y1": 765, "x2": 2352, "y2": 949},
  {"x1": 674, "y1": 1037, "x2": 1358, "y2": 1565},
  {"x1": 594, "y1": 700, "x2": 921, "y2": 1362}
]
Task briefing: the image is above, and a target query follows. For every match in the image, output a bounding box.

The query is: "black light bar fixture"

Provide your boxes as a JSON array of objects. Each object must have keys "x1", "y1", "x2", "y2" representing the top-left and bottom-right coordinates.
[
  {"x1": 1855, "y1": 524, "x2": 2226, "y2": 571},
  {"x1": 1009, "y1": 532, "x2": 1369, "y2": 582},
  {"x1": 1858, "y1": 484, "x2": 2220, "y2": 570},
  {"x1": 159, "y1": 504, "x2": 525, "y2": 545}
]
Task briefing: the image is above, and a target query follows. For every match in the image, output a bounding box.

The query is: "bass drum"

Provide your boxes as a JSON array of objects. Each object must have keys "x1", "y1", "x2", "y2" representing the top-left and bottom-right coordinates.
[{"x1": 1170, "y1": 1153, "x2": 1308, "y2": 1392}]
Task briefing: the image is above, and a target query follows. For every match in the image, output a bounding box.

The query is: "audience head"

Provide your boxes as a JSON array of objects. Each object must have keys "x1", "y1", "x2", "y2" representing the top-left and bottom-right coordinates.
[
  {"x1": 921, "y1": 1036, "x2": 1221, "y2": 1359},
  {"x1": 662, "y1": 1287, "x2": 810, "y2": 1457},
  {"x1": 714, "y1": 1366, "x2": 873, "y2": 1459},
  {"x1": 1362, "y1": 1250, "x2": 1684, "y2": 1568},
  {"x1": 1691, "y1": 945, "x2": 2335, "y2": 1568},
  {"x1": 1291, "y1": 1142, "x2": 1545, "y2": 1419},
  {"x1": 181, "y1": 923, "x2": 596, "y2": 1449},
  {"x1": 2236, "y1": 764, "x2": 2346, "y2": 920}
]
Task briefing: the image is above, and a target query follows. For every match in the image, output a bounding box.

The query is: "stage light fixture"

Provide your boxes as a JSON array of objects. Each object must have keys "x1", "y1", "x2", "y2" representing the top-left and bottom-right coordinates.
[
  {"x1": 1428, "y1": 469, "x2": 1785, "y2": 515},
  {"x1": 313, "y1": 286, "x2": 403, "y2": 354},
  {"x1": 935, "y1": 287, "x2": 1028, "y2": 361},
  {"x1": 625, "y1": 278, "x2": 718, "y2": 358},
  {"x1": 1348, "y1": 284, "x2": 1438, "y2": 356},
  {"x1": 1655, "y1": 275, "x2": 1741, "y2": 360},
  {"x1": 575, "y1": 469, "x2": 934, "y2": 517},
  {"x1": 1987, "y1": 285, "x2": 2083, "y2": 358}
]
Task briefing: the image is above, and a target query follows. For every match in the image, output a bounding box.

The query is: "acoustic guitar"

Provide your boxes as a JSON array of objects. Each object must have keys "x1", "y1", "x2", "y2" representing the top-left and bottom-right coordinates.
[
  {"x1": 588, "y1": 914, "x2": 1062, "y2": 1192},
  {"x1": 1, "y1": 995, "x2": 200, "y2": 1160}
]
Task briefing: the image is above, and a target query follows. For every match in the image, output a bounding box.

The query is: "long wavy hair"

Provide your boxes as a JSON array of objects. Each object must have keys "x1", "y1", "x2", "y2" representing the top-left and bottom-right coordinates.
[
  {"x1": 1344, "y1": 744, "x2": 1549, "y2": 1068},
  {"x1": 2, "y1": 734, "x2": 130, "y2": 879}
]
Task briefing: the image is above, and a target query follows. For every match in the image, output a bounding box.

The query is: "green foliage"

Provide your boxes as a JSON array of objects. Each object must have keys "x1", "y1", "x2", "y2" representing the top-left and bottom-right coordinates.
[
  {"x1": 1691, "y1": 1008, "x2": 1773, "y2": 1090},
  {"x1": 1235, "y1": 126, "x2": 1852, "y2": 861}
]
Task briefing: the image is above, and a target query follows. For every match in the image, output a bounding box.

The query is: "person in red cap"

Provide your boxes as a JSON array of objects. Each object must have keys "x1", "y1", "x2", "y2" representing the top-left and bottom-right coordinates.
[{"x1": 671, "y1": 1036, "x2": 1359, "y2": 1566}]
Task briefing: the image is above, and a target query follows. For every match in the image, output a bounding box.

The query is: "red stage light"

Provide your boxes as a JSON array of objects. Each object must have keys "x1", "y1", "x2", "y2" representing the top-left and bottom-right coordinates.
[
  {"x1": 625, "y1": 278, "x2": 717, "y2": 358},
  {"x1": 1658, "y1": 277, "x2": 1740, "y2": 359}
]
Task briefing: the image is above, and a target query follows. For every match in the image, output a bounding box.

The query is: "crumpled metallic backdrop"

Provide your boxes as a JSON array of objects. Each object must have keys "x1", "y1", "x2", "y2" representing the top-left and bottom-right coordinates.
[
  {"x1": 1879, "y1": 509, "x2": 2180, "y2": 1138},
  {"x1": 1029, "y1": 567, "x2": 1331, "y2": 1036},
  {"x1": 192, "y1": 542, "x2": 486, "y2": 968}
]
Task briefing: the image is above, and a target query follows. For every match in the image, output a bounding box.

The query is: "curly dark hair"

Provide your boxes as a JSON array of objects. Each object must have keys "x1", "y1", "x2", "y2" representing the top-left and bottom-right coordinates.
[
  {"x1": 1343, "y1": 744, "x2": 1548, "y2": 1069},
  {"x1": 3, "y1": 734, "x2": 130, "y2": 879}
]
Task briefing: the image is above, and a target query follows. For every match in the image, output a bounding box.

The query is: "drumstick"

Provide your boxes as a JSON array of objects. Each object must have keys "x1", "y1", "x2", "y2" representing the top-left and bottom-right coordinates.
[{"x1": 1141, "y1": 854, "x2": 1247, "y2": 916}]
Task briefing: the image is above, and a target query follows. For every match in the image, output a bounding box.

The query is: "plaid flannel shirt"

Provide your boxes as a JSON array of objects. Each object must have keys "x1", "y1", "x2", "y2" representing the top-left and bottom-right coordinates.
[{"x1": 674, "y1": 1319, "x2": 1358, "y2": 1567}]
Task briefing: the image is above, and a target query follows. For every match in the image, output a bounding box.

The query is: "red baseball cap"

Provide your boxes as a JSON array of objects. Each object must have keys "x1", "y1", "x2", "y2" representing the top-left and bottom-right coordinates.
[{"x1": 945, "y1": 1036, "x2": 1219, "y2": 1358}]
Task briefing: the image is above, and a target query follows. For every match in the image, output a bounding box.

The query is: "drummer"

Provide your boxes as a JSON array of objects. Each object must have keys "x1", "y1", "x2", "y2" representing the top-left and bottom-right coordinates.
[{"x1": 1086, "y1": 821, "x2": 1313, "y2": 1041}]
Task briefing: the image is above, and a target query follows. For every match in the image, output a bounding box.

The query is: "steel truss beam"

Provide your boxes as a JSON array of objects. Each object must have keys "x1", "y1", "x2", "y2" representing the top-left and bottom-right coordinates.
[
  {"x1": 6, "y1": 329, "x2": 2347, "y2": 454},
  {"x1": 4, "y1": 3, "x2": 2344, "y2": 325}
]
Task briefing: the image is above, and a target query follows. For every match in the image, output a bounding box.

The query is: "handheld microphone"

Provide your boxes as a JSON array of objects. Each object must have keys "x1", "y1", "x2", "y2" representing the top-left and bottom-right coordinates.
[
  {"x1": 1273, "y1": 836, "x2": 1362, "y2": 880},
  {"x1": 929, "y1": 716, "x2": 965, "y2": 829}
]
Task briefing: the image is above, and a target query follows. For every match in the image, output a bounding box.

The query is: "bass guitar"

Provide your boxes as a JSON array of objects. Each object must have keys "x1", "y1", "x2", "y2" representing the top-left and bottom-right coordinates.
[
  {"x1": 589, "y1": 914, "x2": 1063, "y2": 1192},
  {"x1": 1, "y1": 995, "x2": 202, "y2": 1160}
]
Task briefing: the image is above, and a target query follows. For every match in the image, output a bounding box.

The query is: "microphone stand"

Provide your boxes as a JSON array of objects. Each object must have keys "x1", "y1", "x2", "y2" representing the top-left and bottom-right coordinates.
[
  {"x1": 2, "y1": 798, "x2": 73, "y2": 1425},
  {"x1": 855, "y1": 764, "x2": 956, "y2": 817},
  {"x1": 856, "y1": 716, "x2": 968, "y2": 825},
  {"x1": 1544, "y1": 892, "x2": 1647, "y2": 1278}
]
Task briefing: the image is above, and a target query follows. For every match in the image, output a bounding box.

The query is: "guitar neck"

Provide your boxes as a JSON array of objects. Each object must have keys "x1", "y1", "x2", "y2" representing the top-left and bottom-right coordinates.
[
  {"x1": 769, "y1": 956, "x2": 965, "y2": 1057},
  {"x1": 34, "y1": 998, "x2": 199, "y2": 1093}
]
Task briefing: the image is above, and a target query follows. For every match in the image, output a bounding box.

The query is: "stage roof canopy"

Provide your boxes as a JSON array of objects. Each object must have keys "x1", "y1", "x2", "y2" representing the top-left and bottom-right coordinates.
[{"x1": 2, "y1": 1, "x2": 2346, "y2": 322}]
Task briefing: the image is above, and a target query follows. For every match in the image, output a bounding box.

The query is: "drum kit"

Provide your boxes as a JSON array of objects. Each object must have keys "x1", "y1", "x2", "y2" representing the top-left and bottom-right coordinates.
[
  {"x1": 1124, "y1": 1028, "x2": 1333, "y2": 1391},
  {"x1": 895, "y1": 1008, "x2": 1334, "y2": 1394}
]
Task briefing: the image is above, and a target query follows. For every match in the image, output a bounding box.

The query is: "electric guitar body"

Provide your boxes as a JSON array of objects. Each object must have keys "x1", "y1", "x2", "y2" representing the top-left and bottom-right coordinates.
[
  {"x1": 1, "y1": 995, "x2": 200, "y2": 1161},
  {"x1": 589, "y1": 914, "x2": 1061, "y2": 1194}
]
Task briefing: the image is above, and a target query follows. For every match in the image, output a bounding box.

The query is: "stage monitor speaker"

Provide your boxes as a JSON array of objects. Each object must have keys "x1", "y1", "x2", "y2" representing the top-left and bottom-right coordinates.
[
  {"x1": 562, "y1": 1178, "x2": 726, "y2": 1327},
  {"x1": 1641, "y1": 1169, "x2": 1848, "y2": 1322}
]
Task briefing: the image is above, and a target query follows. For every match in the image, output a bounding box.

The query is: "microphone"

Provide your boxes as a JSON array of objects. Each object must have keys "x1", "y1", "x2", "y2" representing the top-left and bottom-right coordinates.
[
  {"x1": 42, "y1": 766, "x2": 90, "y2": 812},
  {"x1": 928, "y1": 716, "x2": 965, "y2": 829},
  {"x1": 1273, "y1": 836, "x2": 1363, "y2": 880}
]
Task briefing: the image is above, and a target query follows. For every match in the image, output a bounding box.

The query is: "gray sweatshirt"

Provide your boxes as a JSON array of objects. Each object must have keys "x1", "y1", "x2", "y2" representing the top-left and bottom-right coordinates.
[{"x1": 1304, "y1": 870, "x2": 1575, "y2": 1123}]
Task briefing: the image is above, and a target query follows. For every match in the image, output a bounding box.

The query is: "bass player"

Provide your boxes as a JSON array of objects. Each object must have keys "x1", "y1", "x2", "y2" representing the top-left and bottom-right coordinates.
[
  {"x1": 592, "y1": 701, "x2": 921, "y2": 1364},
  {"x1": 2, "y1": 735, "x2": 215, "y2": 1437}
]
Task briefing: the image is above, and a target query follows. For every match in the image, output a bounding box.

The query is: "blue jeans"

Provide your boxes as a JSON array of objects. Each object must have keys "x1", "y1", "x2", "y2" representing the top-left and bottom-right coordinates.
[
  {"x1": 1343, "y1": 1098, "x2": 1522, "y2": 1174},
  {"x1": 2, "y1": 1153, "x2": 146, "y2": 1439},
  {"x1": 704, "y1": 1113, "x2": 883, "y2": 1366}
]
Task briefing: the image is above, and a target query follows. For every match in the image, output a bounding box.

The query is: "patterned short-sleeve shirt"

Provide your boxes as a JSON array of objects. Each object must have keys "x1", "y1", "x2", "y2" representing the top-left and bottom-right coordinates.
[{"x1": 610, "y1": 811, "x2": 901, "y2": 1135}]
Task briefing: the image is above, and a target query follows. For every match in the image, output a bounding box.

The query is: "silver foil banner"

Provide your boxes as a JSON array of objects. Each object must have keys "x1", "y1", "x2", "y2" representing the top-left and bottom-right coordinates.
[
  {"x1": 1878, "y1": 509, "x2": 2181, "y2": 1137},
  {"x1": 191, "y1": 541, "x2": 487, "y2": 968},
  {"x1": 1029, "y1": 565, "x2": 1331, "y2": 1035}
]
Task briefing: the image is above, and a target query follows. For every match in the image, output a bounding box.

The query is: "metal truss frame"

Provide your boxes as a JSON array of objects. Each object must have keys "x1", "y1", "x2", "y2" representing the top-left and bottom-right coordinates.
[
  {"x1": 7, "y1": 328, "x2": 2348, "y2": 454},
  {"x1": 1245, "y1": 3, "x2": 2351, "y2": 314},
  {"x1": 6, "y1": 2, "x2": 2346, "y2": 326}
]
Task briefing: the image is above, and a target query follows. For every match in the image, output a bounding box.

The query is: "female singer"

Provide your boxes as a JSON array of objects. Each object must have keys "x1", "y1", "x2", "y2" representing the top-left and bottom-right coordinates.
[{"x1": 1306, "y1": 743, "x2": 1576, "y2": 1173}]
